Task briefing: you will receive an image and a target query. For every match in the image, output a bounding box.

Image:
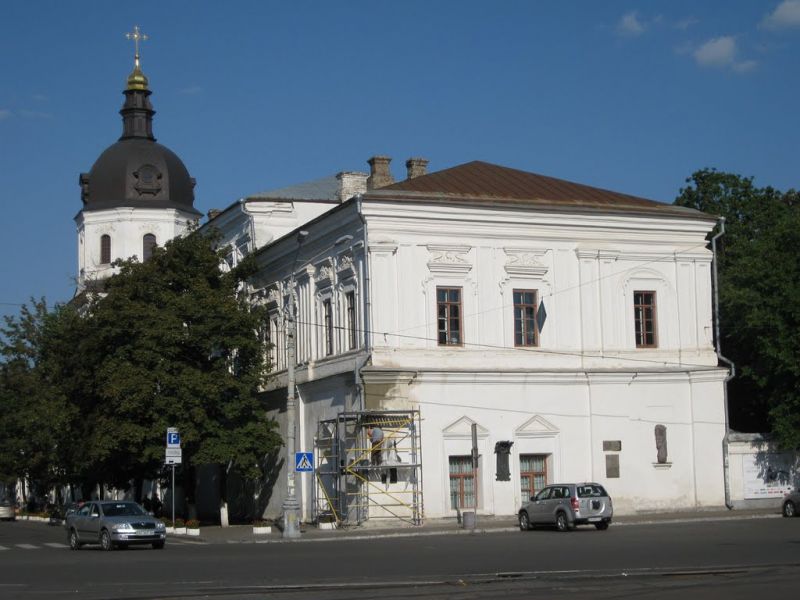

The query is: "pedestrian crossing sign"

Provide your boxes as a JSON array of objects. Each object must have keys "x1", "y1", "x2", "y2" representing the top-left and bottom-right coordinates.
[{"x1": 295, "y1": 452, "x2": 314, "y2": 472}]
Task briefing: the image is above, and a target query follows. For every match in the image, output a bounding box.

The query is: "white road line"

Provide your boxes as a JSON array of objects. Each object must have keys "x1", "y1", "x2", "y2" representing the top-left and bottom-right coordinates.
[
  {"x1": 0, "y1": 545, "x2": 8, "y2": 551},
  {"x1": 44, "y1": 543, "x2": 68, "y2": 548},
  {"x1": 15, "y1": 544, "x2": 38, "y2": 550}
]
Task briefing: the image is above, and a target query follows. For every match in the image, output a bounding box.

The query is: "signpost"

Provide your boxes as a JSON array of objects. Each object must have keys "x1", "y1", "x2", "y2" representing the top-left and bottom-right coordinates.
[
  {"x1": 166, "y1": 427, "x2": 181, "y2": 528},
  {"x1": 295, "y1": 452, "x2": 314, "y2": 472}
]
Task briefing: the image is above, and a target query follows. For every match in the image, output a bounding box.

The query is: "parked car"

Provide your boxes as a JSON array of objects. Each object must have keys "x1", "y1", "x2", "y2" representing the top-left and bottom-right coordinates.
[
  {"x1": 783, "y1": 489, "x2": 800, "y2": 518},
  {"x1": 49, "y1": 501, "x2": 82, "y2": 524},
  {"x1": 0, "y1": 499, "x2": 15, "y2": 521},
  {"x1": 65, "y1": 500, "x2": 167, "y2": 550},
  {"x1": 519, "y1": 483, "x2": 613, "y2": 532}
]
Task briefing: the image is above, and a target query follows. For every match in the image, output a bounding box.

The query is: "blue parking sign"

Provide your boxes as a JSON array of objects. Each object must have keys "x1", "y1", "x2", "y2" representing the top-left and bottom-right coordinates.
[
  {"x1": 295, "y1": 452, "x2": 314, "y2": 472},
  {"x1": 166, "y1": 428, "x2": 180, "y2": 448}
]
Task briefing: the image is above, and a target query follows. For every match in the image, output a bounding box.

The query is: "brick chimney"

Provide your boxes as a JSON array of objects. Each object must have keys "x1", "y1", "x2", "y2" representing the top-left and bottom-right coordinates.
[
  {"x1": 336, "y1": 171, "x2": 368, "y2": 202},
  {"x1": 405, "y1": 157, "x2": 429, "y2": 179},
  {"x1": 367, "y1": 155, "x2": 394, "y2": 190}
]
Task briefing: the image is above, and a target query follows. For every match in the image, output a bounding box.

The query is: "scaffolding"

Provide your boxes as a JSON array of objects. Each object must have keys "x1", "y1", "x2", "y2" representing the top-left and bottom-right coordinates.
[{"x1": 314, "y1": 409, "x2": 423, "y2": 527}]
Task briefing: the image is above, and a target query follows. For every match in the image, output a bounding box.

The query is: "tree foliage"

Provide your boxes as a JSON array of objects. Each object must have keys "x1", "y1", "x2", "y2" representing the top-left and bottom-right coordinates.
[
  {"x1": 675, "y1": 169, "x2": 800, "y2": 448},
  {"x1": 0, "y1": 230, "x2": 281, "y2": 509}
]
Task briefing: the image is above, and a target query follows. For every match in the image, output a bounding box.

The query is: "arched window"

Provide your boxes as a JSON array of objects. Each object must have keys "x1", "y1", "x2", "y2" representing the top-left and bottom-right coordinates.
[
  {"x1": 100, "y1": 235, "x2": 111, "y2": 265},
  {"x1": 143, "y1": 234, "x2": 157, "y2": 261}
]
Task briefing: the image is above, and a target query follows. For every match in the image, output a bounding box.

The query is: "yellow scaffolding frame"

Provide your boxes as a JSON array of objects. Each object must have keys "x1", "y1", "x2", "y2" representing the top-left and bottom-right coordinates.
[{"x1": 314, "y1": 410, "x2": 423, "y2": 526}]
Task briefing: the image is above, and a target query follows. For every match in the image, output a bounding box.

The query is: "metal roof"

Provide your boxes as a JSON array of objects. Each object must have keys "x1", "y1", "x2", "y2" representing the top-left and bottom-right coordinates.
[
  {"x1": 248, "y1": 175, "x2": 340, "y2": 202},
  {"x1": 365, "y1": 161, "x2": 714, "y2": 220}
]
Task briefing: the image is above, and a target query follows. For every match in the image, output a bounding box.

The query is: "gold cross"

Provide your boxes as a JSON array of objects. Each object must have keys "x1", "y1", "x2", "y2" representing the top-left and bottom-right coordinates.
[{"x1": 125, "y1": 25, "x2": 149, "y2": 66}]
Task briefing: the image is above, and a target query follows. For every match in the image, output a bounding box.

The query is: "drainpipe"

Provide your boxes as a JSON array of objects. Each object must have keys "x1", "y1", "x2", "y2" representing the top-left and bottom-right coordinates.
[
  {"x1": 711, "y1": 217, "x2": 735, "y2": 510},
  {"x1": 356, "y1": 194, "x2": 372, "y2": 412}
]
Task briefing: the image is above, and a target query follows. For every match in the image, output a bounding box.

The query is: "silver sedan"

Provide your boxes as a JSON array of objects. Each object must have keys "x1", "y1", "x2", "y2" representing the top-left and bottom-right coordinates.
[
  {"x1": 65, "y1": 500, "x2": 166, "y2": 550},
  {"x1": 783, "y1": 489, "x2": 800, "y2": 518}
]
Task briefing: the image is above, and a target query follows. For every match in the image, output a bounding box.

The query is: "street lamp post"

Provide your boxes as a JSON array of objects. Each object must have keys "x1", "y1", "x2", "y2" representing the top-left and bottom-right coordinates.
[{"x1": 282, "y1": 230, "x2": 308, "y2": 538}]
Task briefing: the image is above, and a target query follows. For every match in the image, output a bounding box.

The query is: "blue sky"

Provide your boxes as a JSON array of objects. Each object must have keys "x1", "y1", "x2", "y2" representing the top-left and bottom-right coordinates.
[{"x1": 1, "y1": 1, "x2": 798, "y2": 318}]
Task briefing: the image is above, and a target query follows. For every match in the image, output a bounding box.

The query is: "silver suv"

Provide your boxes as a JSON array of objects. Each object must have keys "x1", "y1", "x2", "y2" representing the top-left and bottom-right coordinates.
[{"x1": 518, "y1": 482, "x2": 613, "y2": 532}]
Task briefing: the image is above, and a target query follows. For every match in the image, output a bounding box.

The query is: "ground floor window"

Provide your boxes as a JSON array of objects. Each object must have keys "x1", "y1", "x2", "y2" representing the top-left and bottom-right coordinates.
[
  {"x1": 520, "y1": 454, "x2": 548, "y2": 502},
  {"x1": 449, "y1": 455, "x2": 475, "y2": 509}
]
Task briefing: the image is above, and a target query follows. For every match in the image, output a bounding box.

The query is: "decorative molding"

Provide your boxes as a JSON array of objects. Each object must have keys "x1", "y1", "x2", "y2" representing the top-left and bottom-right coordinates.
[
  {"x1": 369, "y1": 237, "x2": 398, "y2": 254},
  {"x1": 503, "y1": 248, "x2": 549, "y2": 278},
  {"x1": 515, "y1": 415, "x2": 560, "y2": 438},
  {"x1": 336, "y1": 252, "x2": 356, "y2": 277},
  {"x1": 442, "y1": 416, "x2": 489, "y2": 438},
  {"x1": 427, "y1": 244, "x2": 472, "y2": 275}
]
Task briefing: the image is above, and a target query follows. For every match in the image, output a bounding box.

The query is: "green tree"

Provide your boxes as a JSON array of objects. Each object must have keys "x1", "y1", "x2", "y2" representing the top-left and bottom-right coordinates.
[
  {"x1": 0, "y1": 299, "x2": 79, "y2": 502},
  {"x1": 675, "y1": 169, "x2": 800, "y2": 449},
  {"x1": 83, "y1": 229, "x2": 280, "y2": 518}
]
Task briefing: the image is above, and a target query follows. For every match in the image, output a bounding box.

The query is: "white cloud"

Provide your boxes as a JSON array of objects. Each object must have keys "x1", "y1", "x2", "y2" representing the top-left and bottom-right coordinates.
[
  {"x1": 693, "y1": 36, "x2": 757, "y2": 73},
  {"x1": 617, "y1": 11, "x2": 645, "y2": 36},
  {"x1": 761, "y1": 0, "x2": 800, "y2": 30},
  {"x1": 0, "y1": 109, "x2": 11, "y2": 120},
  {"x1": 733, "y1": 59, "x2": 758, "y2": 73},
  {"x1": 694, "y1": 36, "x2": 737, "y2": 67},
  {"x1": 674, "y1": 17, "x2": 699, "y2": 31}
]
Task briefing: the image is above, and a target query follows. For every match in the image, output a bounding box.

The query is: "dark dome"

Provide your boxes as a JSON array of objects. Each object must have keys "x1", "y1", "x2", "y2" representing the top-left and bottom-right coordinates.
[
  {"x1": 80, "y1": 138, "x2": 199, "y2": 214},
  {"x1": 79, "y1": 65, "x2": 200, "y2": 216}
]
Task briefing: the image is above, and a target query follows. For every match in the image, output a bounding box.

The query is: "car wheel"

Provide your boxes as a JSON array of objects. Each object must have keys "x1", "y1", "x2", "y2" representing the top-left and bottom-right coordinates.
[
  {"x1": 68, "y1": 529, "x2": 81, "y2": 550},
  {"x1": 152, "y1": 541, "x2": 165, "y2": 549},
  {"x1": 99, "y1": 529, "x2": 113, "y2": 551},
  {"x1": 783, "y1": 500, "x2": 796, "y2": 518},
  {"x1": 519, "y1": 511, "x2": 532, "y2": 531},
  {"x1": 595, "y1": 521, "x2": 609, "y2": 531},
  {"x1": 555, "y1": 512, "x2": 570, "y2": 532}
]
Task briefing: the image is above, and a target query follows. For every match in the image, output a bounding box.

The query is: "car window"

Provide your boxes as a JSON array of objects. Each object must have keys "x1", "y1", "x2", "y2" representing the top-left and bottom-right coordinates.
[
  {"x1": 102, "y1": 502, "x2": 145, "y2": 517},
  {"x1": 77, "y1": 503, "x2": 91, "y2": 516},
  {"x1": 90, "y1": 504, "x2": 100, "y2": 517},
  {"x1": 562, "y1": 487, "x2": 571, "y2": 498},
  {"x1": 535, "y1": 488, "x2": 551, "y2": 501},
  {"x1": 577, "y1": 485, "x2": 607, "y2": 498}
]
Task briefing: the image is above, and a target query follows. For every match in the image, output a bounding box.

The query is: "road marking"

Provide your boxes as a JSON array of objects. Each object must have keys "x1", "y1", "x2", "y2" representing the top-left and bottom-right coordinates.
[
  {"x1": 15, "y1": 544, "x2": 38, "y2": 550},
  {"x1": 44, "y1": 543, "x2": 68, "y2": 548},
  {"x1": 0, "y1": 545, "x2": 8, "y2": 551}
]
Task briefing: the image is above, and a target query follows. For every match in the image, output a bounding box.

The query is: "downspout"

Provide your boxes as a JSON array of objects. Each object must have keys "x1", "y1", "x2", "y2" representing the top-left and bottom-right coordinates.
[
  {"x1": 355, "y1": 194, "x2": 372, "y2": 412},
  {"x1": 712, "y1": 217, "x2": 735, "y2": 509}
]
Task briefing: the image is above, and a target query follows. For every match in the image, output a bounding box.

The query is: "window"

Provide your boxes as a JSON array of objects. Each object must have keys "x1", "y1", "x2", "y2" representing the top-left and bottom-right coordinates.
[
  {"x1": 142, "y1": 233, "x2": 157, "y2": 261},
  {"x1": 449, "y1": 455, "x2": 475, "y2": 509},
  {"x1": 633, "y1": 291, "x2": 657, "y2": 348},
  {"x1": 520, "y1": 454, "x2": 548, "y2": 502},
  {"x1": 346, "y1": 291, "x2": 357, "y2": 350},
  {"x1": 513, "y1": 289, "x2": 538, "y2": 347},
  {"x1": 100, "y1": 234, "x2": 111, "y2": 264},
  {"x1": 323, "y1": 299, "x2": 333, "y2": 356},
  {"x1": 437, "y1": 287, "x2": 462, "y2": 346}
]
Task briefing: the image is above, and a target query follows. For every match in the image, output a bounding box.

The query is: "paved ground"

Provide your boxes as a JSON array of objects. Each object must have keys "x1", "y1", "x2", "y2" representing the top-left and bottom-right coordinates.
[{"x1": 173, "y1": 506, "x2": 782, "y2": 544}]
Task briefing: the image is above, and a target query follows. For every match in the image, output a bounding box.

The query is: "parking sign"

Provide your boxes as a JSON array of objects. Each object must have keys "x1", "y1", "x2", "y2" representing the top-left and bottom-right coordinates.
[{"x1": 166, "y1": 427, "x2": 180, "y2": 448}]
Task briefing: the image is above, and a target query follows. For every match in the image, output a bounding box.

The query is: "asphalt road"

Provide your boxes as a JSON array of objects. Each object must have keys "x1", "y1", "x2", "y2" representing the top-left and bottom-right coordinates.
[{"x1": 1, "y1": 517, "x2": 798, "y2": 599}]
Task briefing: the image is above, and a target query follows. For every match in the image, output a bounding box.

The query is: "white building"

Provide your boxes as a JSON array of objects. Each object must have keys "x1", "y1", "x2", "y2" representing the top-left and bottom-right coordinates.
[{"x1": 209, "y1": 156, "x2": 729, "y2": 522}]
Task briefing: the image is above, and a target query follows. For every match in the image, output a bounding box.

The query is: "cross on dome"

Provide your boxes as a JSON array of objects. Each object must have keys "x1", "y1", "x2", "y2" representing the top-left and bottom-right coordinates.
[{"x1": 125, "y1": 25, "x2": 148, "y2": 68}]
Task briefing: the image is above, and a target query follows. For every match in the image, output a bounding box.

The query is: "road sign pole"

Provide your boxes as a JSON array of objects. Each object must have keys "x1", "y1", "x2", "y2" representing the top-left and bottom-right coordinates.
[{"x1": 171, "y1": 464, "x2": 175, "y2": 529}]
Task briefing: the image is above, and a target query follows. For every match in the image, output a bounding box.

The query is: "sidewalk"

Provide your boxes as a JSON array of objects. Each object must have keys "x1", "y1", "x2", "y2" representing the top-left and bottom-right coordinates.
[{"x1": 179, "y1": 506, "x2": 781, "y2": 545}]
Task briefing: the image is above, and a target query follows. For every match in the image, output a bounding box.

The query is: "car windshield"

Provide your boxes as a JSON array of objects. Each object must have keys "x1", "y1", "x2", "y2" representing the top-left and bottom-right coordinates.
[
  {"x1": 577, "y1": 485, "x2": 607, "y2": 498},
  {"x1": 102, "y1": 502, "x2": 146, "y2": 517}
]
